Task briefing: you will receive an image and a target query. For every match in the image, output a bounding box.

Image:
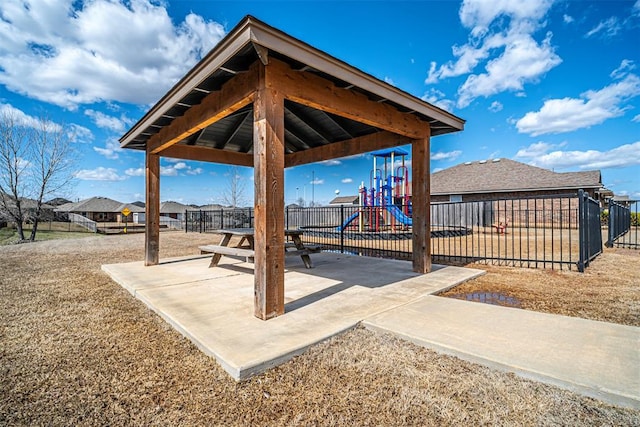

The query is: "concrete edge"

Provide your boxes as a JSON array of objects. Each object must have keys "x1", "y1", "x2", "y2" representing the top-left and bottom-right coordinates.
[
  {"x1": 427, "y1": 267, "x2": 487, "y2": 296},
  {"x1": 236, "y1": 323, "x2": 361, "y2": 380},
  {"x1": 361, "y1": 321, "x2": 640, "y2": 410}
]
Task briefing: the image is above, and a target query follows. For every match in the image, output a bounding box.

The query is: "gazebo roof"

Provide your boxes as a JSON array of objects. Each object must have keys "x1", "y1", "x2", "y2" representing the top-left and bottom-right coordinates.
[{"x1": 120, "y1": 15, "x2": 464, "y2": 159}]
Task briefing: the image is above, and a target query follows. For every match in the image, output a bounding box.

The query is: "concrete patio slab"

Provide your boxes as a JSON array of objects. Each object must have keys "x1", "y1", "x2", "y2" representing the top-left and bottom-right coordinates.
[
  {"x1": 364, "y1": 296, "x2": 640, "y2": 409},
  {"x1": 102, "y1": 253, "x2": 484, "y2": 380}
]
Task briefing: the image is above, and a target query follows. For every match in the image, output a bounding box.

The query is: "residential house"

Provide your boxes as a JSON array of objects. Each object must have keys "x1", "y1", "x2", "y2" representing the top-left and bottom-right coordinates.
[
  {"x1": 55, "y1": 196, "x2": 144, "y2": 223},
  {"x1": 430, "y1": 158, "x2": 607, "y2": 204}
]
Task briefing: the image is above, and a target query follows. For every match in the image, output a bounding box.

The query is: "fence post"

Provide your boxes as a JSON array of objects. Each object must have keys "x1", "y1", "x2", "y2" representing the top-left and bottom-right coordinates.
[
  {"x1": 577, "y1": 189, "x2": 586, "y2": 272},
  {"x1": 606, "y1": 204, "x2": 615, "y2": 247},
  {"x1": 340, "y1": 204, "x2": 345, "y2": 253}
]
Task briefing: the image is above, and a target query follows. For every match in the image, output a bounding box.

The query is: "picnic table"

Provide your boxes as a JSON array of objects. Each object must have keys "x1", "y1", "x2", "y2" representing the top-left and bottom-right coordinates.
[{"x1": 199, "y1": 228, "x2": 321, "y2": 269}]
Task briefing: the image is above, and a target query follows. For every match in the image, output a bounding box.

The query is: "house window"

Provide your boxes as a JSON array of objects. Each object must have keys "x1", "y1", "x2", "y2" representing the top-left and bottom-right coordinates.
[{"x1": 450, "y1": 195, "x2": 462, "y2": 203}]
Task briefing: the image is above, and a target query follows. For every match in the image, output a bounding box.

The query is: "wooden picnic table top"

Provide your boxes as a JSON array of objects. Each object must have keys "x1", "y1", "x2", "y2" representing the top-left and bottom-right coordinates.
[{"x1": 214, "y1": 228, "x2": 305, "y2": 237}]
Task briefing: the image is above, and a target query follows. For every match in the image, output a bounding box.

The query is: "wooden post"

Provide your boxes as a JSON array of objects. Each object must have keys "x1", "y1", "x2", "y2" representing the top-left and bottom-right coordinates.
[
  {"x1": 253, "y1": 62, "x2": 285, "y2": 320},
  {"x1": 411, "y1": 127, "x2": 432, "y2": 273},
  {"x1": 145, "y1": 152, "x2": 160, "y2": 266}
]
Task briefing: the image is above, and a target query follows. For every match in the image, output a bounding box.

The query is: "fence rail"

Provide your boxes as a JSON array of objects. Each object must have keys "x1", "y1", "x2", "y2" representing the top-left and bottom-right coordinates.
[{"x1": 186, "y1": 193, "x2": 607, "y2": 271}]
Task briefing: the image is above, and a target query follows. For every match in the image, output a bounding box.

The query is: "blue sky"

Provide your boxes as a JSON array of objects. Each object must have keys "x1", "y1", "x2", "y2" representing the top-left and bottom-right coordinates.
[{"x1": 1, "y1": 0, "x2": 639, "y2": 206}]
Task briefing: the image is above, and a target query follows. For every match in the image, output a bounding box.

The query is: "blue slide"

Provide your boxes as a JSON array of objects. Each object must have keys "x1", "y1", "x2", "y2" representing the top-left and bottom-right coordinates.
[
  {"x1": 386, "y1": 205, "x2": 412, "y2": 226},
  {"x1": 336, "y1": 212, "x2": 360, "y2": 231}
]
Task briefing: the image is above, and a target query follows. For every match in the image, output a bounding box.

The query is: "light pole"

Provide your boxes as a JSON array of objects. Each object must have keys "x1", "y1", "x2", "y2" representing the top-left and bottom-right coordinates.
[{"x1": 312, "y1": 170, "x2": 315, "y2": 207}]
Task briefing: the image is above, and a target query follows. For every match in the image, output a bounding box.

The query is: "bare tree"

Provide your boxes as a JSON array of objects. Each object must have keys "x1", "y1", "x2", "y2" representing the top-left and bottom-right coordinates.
[
  {"x1": 0, "y1": 111, "x2": 76, "y2": 241},
  {"x1": 221, "y1": 166, "x2": 247, "y2": 208}
]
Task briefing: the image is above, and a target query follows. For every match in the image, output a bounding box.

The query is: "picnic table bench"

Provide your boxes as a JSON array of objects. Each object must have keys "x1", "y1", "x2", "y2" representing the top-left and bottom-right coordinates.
[{"x1": 200, "y1": 228, "x2": 321, "y2": 268}]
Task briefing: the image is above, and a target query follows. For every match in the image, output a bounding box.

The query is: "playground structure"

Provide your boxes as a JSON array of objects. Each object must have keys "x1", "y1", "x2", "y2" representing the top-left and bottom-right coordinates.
[{"x1": 338, "y1": 148, "x2": 413, "y2": 232}]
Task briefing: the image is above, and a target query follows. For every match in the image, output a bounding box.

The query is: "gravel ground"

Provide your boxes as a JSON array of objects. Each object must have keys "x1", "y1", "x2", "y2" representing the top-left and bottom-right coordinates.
[{"x1": 1, "y1": 232, "x2": 639, "y2": 425}]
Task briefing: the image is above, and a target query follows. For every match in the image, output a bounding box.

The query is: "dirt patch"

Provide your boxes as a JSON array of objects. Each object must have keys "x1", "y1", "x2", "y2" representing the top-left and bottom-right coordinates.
[
  {"x1": 1, "y1": 232, "x2": 639, "y2": 425},
  {"x1": 439, "y1": 247, "x2": 640, "y2": 327}
]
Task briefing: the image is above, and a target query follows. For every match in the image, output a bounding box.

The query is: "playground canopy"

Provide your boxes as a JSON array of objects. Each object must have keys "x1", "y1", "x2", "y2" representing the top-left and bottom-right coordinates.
[{"x1": 120, "y1": 15, "x2": 465, "y2": 320}]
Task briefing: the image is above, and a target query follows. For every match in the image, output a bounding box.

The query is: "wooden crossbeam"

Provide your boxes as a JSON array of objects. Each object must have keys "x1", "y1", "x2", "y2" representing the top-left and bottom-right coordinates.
[
  {"x1": 162, "y1": 144, "x2": 253, "y2": 167},
  {"x1": 270, "y1": 59, "x2": 429, "y2": 139},
  {"x1": 148, "y1": 62, "x2": 260, "y2": 154},
  {"x1": 285, "y1": 130, "x2": 413, "y2": 168}
]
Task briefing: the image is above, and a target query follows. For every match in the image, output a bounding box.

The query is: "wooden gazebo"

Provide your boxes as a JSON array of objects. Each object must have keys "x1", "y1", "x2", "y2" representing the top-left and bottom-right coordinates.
[{"x1": 120, "y1": 16, "x2": 465, "y2": 320}]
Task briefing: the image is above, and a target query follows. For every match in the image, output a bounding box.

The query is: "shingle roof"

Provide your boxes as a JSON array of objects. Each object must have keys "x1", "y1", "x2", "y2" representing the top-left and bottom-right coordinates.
[
  {"x1": 160, "y1": 201, "x2": 188, "y2": 214},
  {"x1": 329, "y1": 195, "x2": 359, "y2": 204},
  {"x1": 431, "y1": 159, "x2": 602, "y2": 195},
  {"x1": 54, "y1": 197, "x2": 144, "y2": 213}
]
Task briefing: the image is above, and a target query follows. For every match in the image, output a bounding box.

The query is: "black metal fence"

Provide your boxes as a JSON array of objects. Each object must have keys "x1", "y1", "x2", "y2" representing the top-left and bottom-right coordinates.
[
  {"x1": 577, "y1": 189, "x2": 603, "y2": 272},
  {"x1": 186, "y1": 208, "x2": 254, "y2": 233},
  {"x1": 606, "y1": 200, "x2": 638, "y2": 249},
  {"x1": 186, "y1": 192, "x2": 606, "y2": 271}
]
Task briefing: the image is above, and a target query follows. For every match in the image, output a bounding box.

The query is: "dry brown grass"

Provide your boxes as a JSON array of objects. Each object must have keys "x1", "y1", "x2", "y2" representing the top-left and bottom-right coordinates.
[
  {"x1": 441, "y1": 247, "x2": 640, "y2": 327},
  {"x1": 1, "y1": 232, "x2": 639, "y2": 425}
]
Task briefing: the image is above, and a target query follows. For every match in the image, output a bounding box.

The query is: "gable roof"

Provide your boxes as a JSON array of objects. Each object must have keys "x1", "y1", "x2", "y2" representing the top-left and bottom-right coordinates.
[
  {"x1": 431, "y1": 159, "x2": 603, "y2": 195},
  {"x1": 160, "y1": 201, "x2": 188, "y2": 214},
  {"x1": 55, "y1": 197, "x2": 144, "y2": 213},
  {"x1": 120, "y1": 15, "x2": 464, "y2": 154},
  {"x1": 329, "y1": 195, "x2": 359, "y2": 204}
]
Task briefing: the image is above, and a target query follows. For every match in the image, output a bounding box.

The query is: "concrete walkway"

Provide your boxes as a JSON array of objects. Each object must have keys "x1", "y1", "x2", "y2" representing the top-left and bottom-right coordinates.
[
  {"x1": 102, "y1": 252, "x2": 484, "y2": 379},
  {"x1": 364, "y1": 296, "x2": 640, "y2": 409},
  {"x1": 102, "y1": 252, "x2": 639, "y2": 409}
]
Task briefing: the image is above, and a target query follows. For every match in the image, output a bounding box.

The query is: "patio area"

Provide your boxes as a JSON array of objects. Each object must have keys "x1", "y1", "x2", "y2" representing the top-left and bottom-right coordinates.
[{"x1": 102, "y1": 253, "x2": 484, "y2": 379}]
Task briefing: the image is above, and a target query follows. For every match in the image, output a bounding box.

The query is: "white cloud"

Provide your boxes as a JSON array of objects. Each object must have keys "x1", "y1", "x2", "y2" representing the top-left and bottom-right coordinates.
[
  {"x1": 610, "y1": 59, "x2": 636, "y2": 79},
  {"x1": 93, "y1": 138, "x2": 122, "y2": 159},
  {"x1": 125, "y1": 167, "x2": 144, "y2": 177},
  {"x1": 431, "y1": 150, "x2": 462, "y2": 161},
  {"x1": 320, "y1": 159, "x2": 342, "y2": 166},
  {"x1": 489, "y1": 101, "x2": 503, "y2": 112},
  {"x1": 75, "y1": 166, "x2": 125, "y2": 181},
  {"x1": 158, "y1": 161, "x2": 201, "y2": 176},
  {"x1": 515, "y1": 73, "x2": 640, "y2": 136},
  {"x1": 632, "y1": 113, "x2": 640, "y2": 122},
  {"x1": 585, "y1": 17, "x2": 621, "y2": 38},
  {"x1": 341, "y1": 178, "x2": 353, "y2": 184},
  {"x1": 67, "y1": 124, "x2": 94, "y2": 143},
  {"x1": 634, "y1": 0, "x2": 640, "y2": 16},
  {"x1": 426, "y1": 0, "x2": 561, "y2": 108},
  {"x1": 186, "y1": 167, "x2": 203, "y2": 175},
  {"x1": 310, "y1": 179, "x2": 324, "y2": 185},
  {"x1": 0, "y1": 103, "x2": 62, "y2": 131},
  {"x1": 456, "y1": 32, "x2": 561, "y2": 108},
  {"x1": 515, "y1": 141, "x2": 566, "y2": 158},
  {"x1": 0, "y1": 0, "x2": 226, "y2": 109},
  {"x1": 160, "y1": 165, "x2": 178, "y2": 176},
  {"x1": 422, "y1": 88, "x2": 456, "y2": 112},
  {"x1": 516, "y1": 141, "x2": 640, "y2": 170},
  {"x1": 563, "y1": 14, "x2": 574, "y2": 24},
  {"x1": 384, "y1": 76, "x2": 395, "y2": 86},
  {"x1": 85, "y1": 109, "x2": 132, "y2": 132}
]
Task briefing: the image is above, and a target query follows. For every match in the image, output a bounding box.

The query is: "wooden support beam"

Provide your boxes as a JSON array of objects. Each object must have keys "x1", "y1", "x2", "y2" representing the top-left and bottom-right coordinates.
[
  {"x1": 285, "y1": 131, "x2": 413, "y2": 168},
  {"x1": 411, "y1": 128, "x2": 432, "y2": 274},
  {"x1": 162, "y1": 144, "x2": 253, "y2": 167},
  {"x1": 145, "y1": 152, "x2": 160, "y2": 266},
  {"x1": 253, "y1": 62, "x2": 285, "y2": 320},
  {"x1": 270, "y1": 59, "x2": 428, "y2": 139},
  {"x1": 147, "y1": 62, "x2": 259, "y2": 154}
]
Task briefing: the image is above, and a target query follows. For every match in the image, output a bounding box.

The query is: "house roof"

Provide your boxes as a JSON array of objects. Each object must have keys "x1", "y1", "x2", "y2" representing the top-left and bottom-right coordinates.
[
  {"x1": 120, "y1": 15, "x2": 464, "y2": 156},
  {"x1": 55, "y1": 197, "x2": 144, "y2": 213},
  {"x1": 160, "y1": 201, "x2": 188, "y2": 214},
  {"x1": 431, "y1": 159, "x2": 603, "y2": 195},
  {"x1": 329, "y1": 195, "x2": 359, "y2": 204}
]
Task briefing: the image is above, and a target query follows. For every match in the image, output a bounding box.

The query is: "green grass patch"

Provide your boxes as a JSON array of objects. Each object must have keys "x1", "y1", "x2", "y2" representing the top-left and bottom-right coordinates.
[{"x1": 0, "y1": 227, "x2": 98, "y2": 245}]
